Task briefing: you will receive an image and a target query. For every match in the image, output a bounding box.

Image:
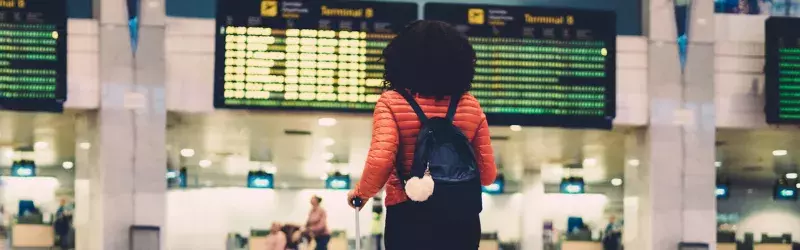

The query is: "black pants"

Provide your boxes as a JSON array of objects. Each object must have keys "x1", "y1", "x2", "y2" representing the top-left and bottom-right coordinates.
[
  {"x1": 373, "y1": 234, "x2": 383, "y2": 250},
  {"x1": 314, "y1": 235, "x2": 330, "y2": 250},
  {"x1": 384, "y1": 201, "x2": 480, "y2": 250}
]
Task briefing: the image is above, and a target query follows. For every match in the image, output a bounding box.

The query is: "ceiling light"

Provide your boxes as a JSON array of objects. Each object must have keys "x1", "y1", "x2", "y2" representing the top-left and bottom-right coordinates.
[
  {"x1": 33, "y1": 141, "x2": 48, "y2": 150},
  {"x1": 180, "y1": 148, "x2": 195, "y2": 157},
  {"x1": 773, "y1": 150, "x2": 788, "y2": 156},
  {"x1": 787, "y1": 173, "x2": 798, "y2": 179},
  {"x1": 318, "y1": 117, "x2": 337, "y2": 127},
  {"x1": 321, "y1": 137, "x2": 335, "y2": 146},
  {"x1": 714, "y1": 161, "x2": 722, "y2": 167},
  {"x1": 582, "y1": 158, "x2": 597, "y2": 167},
  {"x1": 322, "y1": 152, "x2": 335, "y2": 161},
  {"x1": 611, "y1": 178, "x2": 623, "y2": 186},
  {"x1": 198, "y1": 160, "x2": 212, "y2": 168},
  {"x1": 509, "y1": 125, "x2": 522, "y2": 132},
  {"x1": 627, "y1": 159, "x2": 640, "y2": 167},
  {"x1": 78, "y1": 142, "x2": 91, "y2": 150},
  {"x1": 62, "y1": 161, "x2": 74, "y2": 170},
  {"x1": 2, "y1": 148, "x2": 13, "y2": 158},
  {"x1": 796, "y1": 183, "x2": 800, "y2": 189}
]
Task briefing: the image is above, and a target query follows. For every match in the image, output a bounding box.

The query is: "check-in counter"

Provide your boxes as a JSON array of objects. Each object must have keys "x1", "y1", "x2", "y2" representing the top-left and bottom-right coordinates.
[
  {"x1": 11, "y1": 223, "x2": 54, "y2": 248},
  {"x1": 754, "y1": 244, "x2": 792, "y2": 250},
  {"x1": 248, "y1": 229, "x2": 270, "y2": 250},
  {"x1": 479, "y1": 233, "x2": 499, "y2": 250},
  {"x1": 716, "y1": 243, "x2": 736, "y2": 250},
  {"x1": 561, "y1": 241, "x2": 603, "y2": 250}
]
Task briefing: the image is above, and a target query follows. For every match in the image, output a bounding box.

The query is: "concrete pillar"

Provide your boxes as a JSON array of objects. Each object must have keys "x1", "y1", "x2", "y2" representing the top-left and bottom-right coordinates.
[
  {"x1": 73, "y1": 0, "x2": 167, "y2": 249},
  {"x1": 627, "y1": 0, "x2": 717, "y2": 249}
]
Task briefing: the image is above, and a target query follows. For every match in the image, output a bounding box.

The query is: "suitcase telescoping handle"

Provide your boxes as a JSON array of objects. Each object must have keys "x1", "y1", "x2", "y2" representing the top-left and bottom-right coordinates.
[{"x1": 351, "y1": 197, "x2": 364, "y2": 250}]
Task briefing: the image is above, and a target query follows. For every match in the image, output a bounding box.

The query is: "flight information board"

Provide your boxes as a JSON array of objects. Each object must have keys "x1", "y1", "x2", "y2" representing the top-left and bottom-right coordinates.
[
  {"x1": 0, "y1": 0, "x2": 67, "y2": 112},
  {"x1": 214, "y1": 0, "x2": 418, "y2": 111},
  {"x1": 425, "y1": 3, "x2": 616, "y2": 128},
  {"x1": 766, "y1": 17, "x2": 800, "y2": 124}
]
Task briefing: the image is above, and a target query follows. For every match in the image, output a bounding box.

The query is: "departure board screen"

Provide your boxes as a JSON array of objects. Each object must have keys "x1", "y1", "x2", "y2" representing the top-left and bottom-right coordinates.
[
  {"x1": 426, "y1": 3, "x2": 615, "y2": 128},
  {"x1": 0, "y1": 0, "x2": 67, "y2": 112},
  {"x1": 214, "y1": 0, "x2": 417, "y2": 111},
  {"x1": 766, "y1": 17, "x2": 800, "y2": 124}
]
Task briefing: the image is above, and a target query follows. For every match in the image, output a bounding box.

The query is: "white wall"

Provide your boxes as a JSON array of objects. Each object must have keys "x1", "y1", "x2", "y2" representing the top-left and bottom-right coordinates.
[
  {"x1": 714, "y1": 14, "x2": 770, "y2": 128},
  {"x1": 0, "y1": 177, "x2": 62, "y2": 218},
  {"x1": 165, "y1": 188, "x2": 616, "y2": 250},
  {"x1": 64, "y1": 19, "x2": 100, "y2": 109},
  {"x1": 718, "y1": 187, "x2": 800, "y2": 241}
]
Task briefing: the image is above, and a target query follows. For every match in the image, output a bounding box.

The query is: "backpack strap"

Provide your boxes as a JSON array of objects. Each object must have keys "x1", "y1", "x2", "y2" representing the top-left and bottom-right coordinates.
[
  {"x1": 446, "y1": 95, "x2": 460, "y2": 122},
  {"x1": 389, "y1": 108, "x2": 407, "y2": 188},
  {"x1": 397, "y1": 90, "x2": 428, "y2": 123}
]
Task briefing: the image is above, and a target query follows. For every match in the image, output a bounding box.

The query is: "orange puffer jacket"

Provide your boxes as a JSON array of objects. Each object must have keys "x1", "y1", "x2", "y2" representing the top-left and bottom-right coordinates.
[{"x1": 353, "y1": 90, "x2": 497, "y2": 207}]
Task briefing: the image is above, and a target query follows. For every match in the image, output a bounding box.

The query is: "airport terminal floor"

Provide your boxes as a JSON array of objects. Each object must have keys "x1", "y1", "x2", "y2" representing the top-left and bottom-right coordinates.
[{"x1": 1, "y1": 0, "x2": 800, "y2": 250}]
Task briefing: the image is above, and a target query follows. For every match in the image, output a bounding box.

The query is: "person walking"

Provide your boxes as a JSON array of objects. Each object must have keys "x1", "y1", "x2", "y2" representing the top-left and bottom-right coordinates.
[
  {"x1": 346, "y1": 20, "x2": 498, "y2": 250},
  {"x1": 306, "y1": 196, "x2": 330, "y2": 250}
]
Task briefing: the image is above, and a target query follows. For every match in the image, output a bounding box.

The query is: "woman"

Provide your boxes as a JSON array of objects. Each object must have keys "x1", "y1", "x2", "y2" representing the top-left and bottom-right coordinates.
[
  {"x1": 306, "y1": 196, "x2": 330, "y2": 250},
  {"x1": 346, "y1": 20, "x2": 497, "y2": 250},
  {"x1": 264, "y1": 223, "x2": 286, "y2": 250}
]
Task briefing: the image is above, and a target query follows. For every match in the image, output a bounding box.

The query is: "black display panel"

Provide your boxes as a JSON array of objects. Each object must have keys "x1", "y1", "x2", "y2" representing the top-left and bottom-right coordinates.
[
  {"x1": 214, "y1": 0, "x2": 418, "y2": 111},
  {"x1": 0, "y1": 0, "x2": 67, "y2": 112},
  {"x1": 425, "y1": 3, "x2": 616, "y2": 129},
  {"x1": 766, "y1": 17, "x2": 800, "y2": 124}
]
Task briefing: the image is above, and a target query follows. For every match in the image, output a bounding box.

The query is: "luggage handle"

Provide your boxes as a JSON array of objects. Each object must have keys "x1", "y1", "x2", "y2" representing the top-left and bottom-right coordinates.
[{"x1": 351, "y1": 198, "x2": 364, "y2": 250}]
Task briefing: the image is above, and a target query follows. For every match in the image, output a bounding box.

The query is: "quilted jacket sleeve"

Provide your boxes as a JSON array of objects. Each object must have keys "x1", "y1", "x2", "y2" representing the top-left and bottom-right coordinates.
[
  {"x1": 472, "y1": 116, "x2": 497, "y2": 186},
  {"x1": 354, "y1": 98, "x2": 398, "y2": 199}
]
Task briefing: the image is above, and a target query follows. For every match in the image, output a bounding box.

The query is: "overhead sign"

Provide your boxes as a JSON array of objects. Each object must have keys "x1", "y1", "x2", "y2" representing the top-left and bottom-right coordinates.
[
  {"x1": 0, "y1": 0, "x2": 67, "y2": 112},
  {"x1": 425, "y1": 3, "x2": 617, "y2": 129},
  {"x1": 214, "y1": 0, "x2": 418, "y2": 111},
  {"x1": 766, "y1": 17, "x2": 800, "y2": 124}
]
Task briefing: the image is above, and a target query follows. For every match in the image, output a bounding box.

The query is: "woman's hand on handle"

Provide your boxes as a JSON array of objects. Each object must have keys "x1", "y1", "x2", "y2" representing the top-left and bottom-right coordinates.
[{"x1": 347, "y1": 190, "x2": 364, "y2": 210}]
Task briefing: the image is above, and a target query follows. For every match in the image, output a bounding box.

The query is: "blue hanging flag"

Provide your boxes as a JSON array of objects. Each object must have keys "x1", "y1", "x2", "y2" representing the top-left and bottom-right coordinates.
[{"x1": 127, "y1": 0, "x2": 140, "y2": 54}]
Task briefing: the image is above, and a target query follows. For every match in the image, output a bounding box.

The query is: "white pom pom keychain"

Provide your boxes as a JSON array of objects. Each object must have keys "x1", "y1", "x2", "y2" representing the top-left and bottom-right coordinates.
[{"x1": 405, "y1": 167, "x2": 434, "y2": 202}]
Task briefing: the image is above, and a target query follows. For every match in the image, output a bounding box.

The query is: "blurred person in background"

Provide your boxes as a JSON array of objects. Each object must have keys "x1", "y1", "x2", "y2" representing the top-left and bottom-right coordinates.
[
  {"x1": 602, "y1": 216, "x2": 622, "y2": 250},
  {"x1": 265, "y1": 222, "x2": 286, "y2": 250},
  {"x1": 306, "y1": 196, "x2": 330, "y2": 250},
  {"x1": 54, "y1": 199, "x2": 74, "y2": 249},
  {"x1": 346, "y1": 20, "x2": 497, "y2": 250}
]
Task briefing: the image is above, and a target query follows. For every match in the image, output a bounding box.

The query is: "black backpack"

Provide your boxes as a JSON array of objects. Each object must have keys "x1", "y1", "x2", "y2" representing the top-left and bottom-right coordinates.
[{"x1": 395, "y1": 90, "x2": 483, "y2": 215}]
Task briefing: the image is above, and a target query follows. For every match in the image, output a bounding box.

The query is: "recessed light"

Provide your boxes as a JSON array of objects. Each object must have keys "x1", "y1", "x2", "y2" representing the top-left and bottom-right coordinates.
[
  {"x1": 62, "y1": 161, "x2": 74, "y2": 170},
  {"x1": 509, "y1": 125, "x2": 522, "y2": 132},
  {"x1": 627, "y1": 159, "x2": 640, "y2": 167},
  {"x1": 2, "y1": 148, "x2": 13, "y2": 158},
  {"x1": 322, "y1": 152, "x2": 335, "y2": 161},
  {"x1": 787, "y1": 173, "x2": 798, "y2": 179},
  {"x1": 773, "y1": 150, "x2": 788, "y2": 156},
  {"x1": 34, "y1": 141, "x2": 48, "y2": 150},
  {"x1": 582, "y1": 158, "x2": 597, "y2": 167},
  {"x1": 321, "y1": 138, "x2": 335, "y2": 146},
  {"x1": 611, "y1": 178, "x2": 623, "y2": 186},
  {"x1": 78, "y1": 142, "x2": 91, "y2": 150},
  {"x1": 318, "y1": 117, "x2": 337, "y2": 127},
  {"x1": 198, "y1": 160, "x2": 212, "y2": 168},
  {"x1": 714, "y1": 161, "x2": 722, "y2": 167},
  {"x1": 180, "y1": 148, "x2": 195, "y2": 157},
  {"x1": 796, "y1": 183, "x2": 800, "y2": 189}
]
